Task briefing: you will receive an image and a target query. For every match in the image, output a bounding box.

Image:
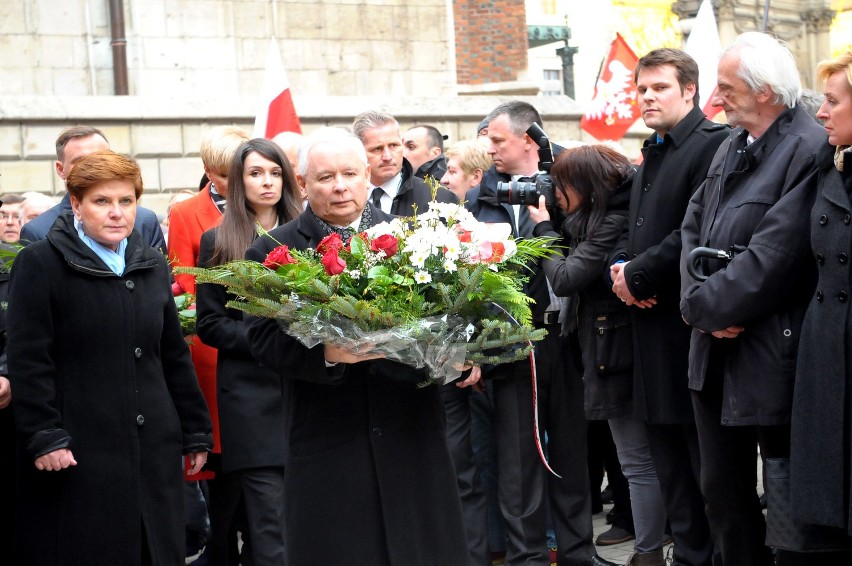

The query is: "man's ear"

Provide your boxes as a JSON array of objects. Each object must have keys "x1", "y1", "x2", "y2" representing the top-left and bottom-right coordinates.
[
  {"x1": 755, "y1": 87, "x2": 772, "y2": 104},
  {"x1": 684, "y1": 82, "x2": 697, "y2": 102},
  {"x1": 429, "y1": 146, "x2": 442, "y2": 160},
  {"x1": 296, "y1": 175, "x2": 308, "y2": 200},
  {"x1": 55, "y1": 160, "x2": 66, "y2": 181}
]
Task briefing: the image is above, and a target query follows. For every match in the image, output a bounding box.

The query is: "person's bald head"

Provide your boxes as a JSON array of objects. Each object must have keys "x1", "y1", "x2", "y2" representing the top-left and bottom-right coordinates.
[{"x1": 272, "y1": 131, "x2": 304, "y2": 171}]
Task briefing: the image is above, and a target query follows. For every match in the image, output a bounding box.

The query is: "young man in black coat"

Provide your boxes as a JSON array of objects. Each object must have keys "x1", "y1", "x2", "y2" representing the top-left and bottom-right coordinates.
[
  {"x1": 352, "y1": 111, "x2": 457, "y2": 216},
  {"x1": 679, "y1": 32, "x2": 825, "y2": 565},
  {"x1": 609, "y1": 48, "x2": 728, "y2": 566}
]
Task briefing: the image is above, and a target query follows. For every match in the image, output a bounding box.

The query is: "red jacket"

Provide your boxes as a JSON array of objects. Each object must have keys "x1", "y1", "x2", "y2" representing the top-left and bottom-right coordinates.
[{"x1": 168, "y1": 184, "x2": 223, "y2": 452}]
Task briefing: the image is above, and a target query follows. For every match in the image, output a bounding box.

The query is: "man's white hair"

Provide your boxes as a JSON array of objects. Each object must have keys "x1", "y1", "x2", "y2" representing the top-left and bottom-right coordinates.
[
  {"x1": 725, "y1": 32, "x2": 802, "y2": 108},
  {"x1": 297, "y1": 127, "x2": 368, "y2": 177}
]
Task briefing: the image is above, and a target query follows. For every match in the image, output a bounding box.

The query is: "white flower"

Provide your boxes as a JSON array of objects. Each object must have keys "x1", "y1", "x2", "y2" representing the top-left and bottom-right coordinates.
[
  {"x1": 443, "y1": 259, "x2": 458, "y2": 273},
  {"x1": 348, "y1": 269, "x2": 362, "y2": 278},
  {"x1": 414, "y1": 270, "x2": 432, "y2": 283},
  {"x1": 409, "y1": 250, "x2": 428, "y2": 269}
]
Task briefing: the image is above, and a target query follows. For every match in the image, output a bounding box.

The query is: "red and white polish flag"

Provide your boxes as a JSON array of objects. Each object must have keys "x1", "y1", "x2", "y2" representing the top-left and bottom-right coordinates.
[
  {"x1": 580, "y1": 33, "x2": 641, "y2": 141},
  {"x1": 253, "y1": 37, "x2": 302, "y2": 138}
]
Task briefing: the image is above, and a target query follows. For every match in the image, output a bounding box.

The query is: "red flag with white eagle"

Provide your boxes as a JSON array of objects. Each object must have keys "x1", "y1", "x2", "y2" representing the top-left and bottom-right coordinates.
[
  {"x1": 253, "y1": 37, "x2": 302, "y2": 138},
  {"x1": 580, "y1": 33, "x2": 641, "y2": 141}
]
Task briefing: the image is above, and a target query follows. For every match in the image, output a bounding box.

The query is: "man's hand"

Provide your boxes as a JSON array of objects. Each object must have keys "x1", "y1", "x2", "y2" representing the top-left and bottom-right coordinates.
[
  {"x1": 456, "y1": 366, "x2": 484, "y2": 392},
  {"x1": 527, "y1": 195, "x2": 550, "y2": 225},
  {"x1": 0, "y1": 376, "x2": 10, "y2": 409},
  {"x1": 324, "y1": 344, "x2": 386, "y2": 365},
  {"x1": 610, "y1": 262, "x2": 657, "y2": 309},
  {"x1": 35, "y1": 448, "x2": 77, "y2": 472}
]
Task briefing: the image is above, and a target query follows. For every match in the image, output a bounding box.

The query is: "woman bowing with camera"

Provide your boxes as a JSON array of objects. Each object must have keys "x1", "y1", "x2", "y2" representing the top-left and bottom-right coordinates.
[{"x1": 529, "y1": 145, "x2": 669, "y2": 566}]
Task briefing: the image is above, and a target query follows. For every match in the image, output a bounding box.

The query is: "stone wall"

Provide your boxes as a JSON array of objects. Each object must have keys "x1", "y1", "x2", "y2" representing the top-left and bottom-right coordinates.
[
  {"x1": 0, "y1": 94, "x2": 648, "y2": 215},
  {"x1": 0, "y1": 0, "x2": 454, "y2": 98}
]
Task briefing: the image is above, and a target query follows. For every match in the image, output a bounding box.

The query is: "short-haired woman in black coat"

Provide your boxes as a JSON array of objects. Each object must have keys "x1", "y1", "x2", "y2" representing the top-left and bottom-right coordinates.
[
  {"x1": 196, "y1": 138, "x2": 302, "y2": 564},
  {"x1": 8, "y1": 150, "x2": 212, "y2": 565}
]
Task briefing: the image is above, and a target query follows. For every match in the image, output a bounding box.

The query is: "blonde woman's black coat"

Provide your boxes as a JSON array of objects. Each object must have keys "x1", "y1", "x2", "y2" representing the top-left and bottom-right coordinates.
[
  {"x1": 7, "y1": 212, "x2": 212, "y2": 565},
  {"x1": 791, "y1": 145, "x2": 852, "y2": 535}
]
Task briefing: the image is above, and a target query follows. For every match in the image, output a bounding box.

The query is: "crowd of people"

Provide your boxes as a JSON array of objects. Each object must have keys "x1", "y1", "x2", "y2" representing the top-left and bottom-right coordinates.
[{"x1": 0, "y1": 30, "x2": 851, "y2": 566}]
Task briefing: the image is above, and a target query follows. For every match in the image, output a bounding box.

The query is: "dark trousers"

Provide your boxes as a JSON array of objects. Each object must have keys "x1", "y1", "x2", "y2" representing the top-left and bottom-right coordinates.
[
  {"x1": 691, "y1": 364, "x2": 788, "y2": 566},
  {"x1": 646, "y1": 423, "x2": 714, "y2": 566},
  {"x1": 491, "y1": 327, "x2": 594, "y2": 566},
  {"x1": 238, "y1": 467, "x2": 286, "y2": 565},
  {"x1": 470, "y1": 380, "x2": 507, "y2": 555},
  {"x1": 587, "y1": 420, "x2": 632, "y2": 531},
  {"x1": 205, "y1": 454, "x2": 251, "y2": 566},
  {"x1": 441, "y1": 383, "x2": 491, "y2": 566}
]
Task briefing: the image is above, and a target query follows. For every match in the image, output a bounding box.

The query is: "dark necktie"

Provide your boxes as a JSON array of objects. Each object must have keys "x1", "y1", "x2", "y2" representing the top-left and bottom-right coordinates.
[
  {"x1": 371, "y1": 187, "x2": 384, "y2": 212},
  {"x1": 515, "y1": 176, "x2": 535, "y2": 238}
]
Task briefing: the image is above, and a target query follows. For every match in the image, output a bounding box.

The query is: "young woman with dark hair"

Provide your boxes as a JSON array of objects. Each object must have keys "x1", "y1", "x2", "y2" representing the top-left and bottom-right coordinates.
[{"x1": 196, "y1": 138, "x2": 302, "y2": 564}]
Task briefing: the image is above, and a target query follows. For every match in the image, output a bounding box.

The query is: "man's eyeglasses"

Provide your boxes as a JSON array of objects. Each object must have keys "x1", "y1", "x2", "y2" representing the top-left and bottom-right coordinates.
[{"x1": 0, "y1": 212, "x2": 20, "y2": 222}]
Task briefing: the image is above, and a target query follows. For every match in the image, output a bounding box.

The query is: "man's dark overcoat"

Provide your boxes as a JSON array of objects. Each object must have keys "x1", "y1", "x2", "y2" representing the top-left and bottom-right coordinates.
[
  {"x1": 611, "y1": 107, "x2": 729, "y2": 424},
  {"x1": 391, "y1": 158, "x2": 457, "y2": 217},
  {"x1": 791, "y1": 145, "x2": 852, "y2": 535},
  {"x1": 245, "y1": 204, "x2": 469, "y2": 566},
  {"x1": 7, "y1": 212, "x2": 212, "y2": 565},
  {"x1": 679, "y1": 105, "x2": 824, "y2": 425}
]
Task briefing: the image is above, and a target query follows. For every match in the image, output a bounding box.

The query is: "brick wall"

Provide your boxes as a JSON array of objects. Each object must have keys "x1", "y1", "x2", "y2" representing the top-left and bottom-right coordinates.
[{"x1": 453, "y1": 0, "x2": 528, "y2": 85}]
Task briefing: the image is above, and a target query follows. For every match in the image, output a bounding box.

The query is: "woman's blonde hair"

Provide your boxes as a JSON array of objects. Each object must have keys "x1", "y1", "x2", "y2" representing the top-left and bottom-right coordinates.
[
  {"x1": 443, "y1": 139, "x2": 491, "y2": 177},
  {"x1": 816, "y1": 51, "x2": 852, "y2": 89}
]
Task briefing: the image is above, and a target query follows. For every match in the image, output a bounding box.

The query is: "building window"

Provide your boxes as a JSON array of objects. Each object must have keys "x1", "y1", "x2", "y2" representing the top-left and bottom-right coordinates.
[
  {"x1": 541, "y1": 0, "x2": 558, "y2": 16},
  {"x1": 542, "y1": 69, "x2": 562, "y2": 96}
]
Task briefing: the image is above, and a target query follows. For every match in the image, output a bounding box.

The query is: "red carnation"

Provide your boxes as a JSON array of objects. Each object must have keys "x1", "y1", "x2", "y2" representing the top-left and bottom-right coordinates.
[
  {"x1": 263, "y1": 245, "x2": 297, "y2": 269},
  {"x1": 321, "y1": 249, "x2": 347, "y2": 275},
  {"x1": 317, "y1": 233, "x2": 344, "y2": 255},
  {"x1": 370, "y1": 234, "x2": 399, "y2": 258}
]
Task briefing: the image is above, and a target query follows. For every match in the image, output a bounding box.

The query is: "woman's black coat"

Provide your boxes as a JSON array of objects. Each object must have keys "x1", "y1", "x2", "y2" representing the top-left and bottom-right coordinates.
[
  {"x1": 790, "y1": 145, "x2": 852, "y2": 534},
  {"x1": 7, "y1": 212, "x2": 212, "y2": 565},
  {"x1": 245, "y1": 205, "x2": 469, "y2": 566},
  {"x1": 196, "y1": 228, "x2": 287, "y2": 473},
  {"x1": 535, "y1": 177, "x2": 633, "y2": 420}
]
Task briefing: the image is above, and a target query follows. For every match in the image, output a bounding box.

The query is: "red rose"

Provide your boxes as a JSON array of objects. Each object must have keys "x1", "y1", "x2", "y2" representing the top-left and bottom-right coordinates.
[
  {"x1": 370, "y1": 234, "x2": 399, "y2": 258},
  {"x1": 263, "y1": 245, "x2": 297, "y2": 269},
  {"x1": 317, "y1": 233, "x2": 344, "y2": 255},
  {"x1": 171, "y1": 281, "x2": 185, "y2": 296},
  {"x1": 321, "y1": 249, "x2": 347, "y2": 275}
]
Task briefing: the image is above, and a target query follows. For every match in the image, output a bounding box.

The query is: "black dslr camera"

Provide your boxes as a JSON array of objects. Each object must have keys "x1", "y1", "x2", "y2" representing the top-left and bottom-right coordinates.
[{"x1": 496, "y1": 123, "x2": 554, "y2": 207}]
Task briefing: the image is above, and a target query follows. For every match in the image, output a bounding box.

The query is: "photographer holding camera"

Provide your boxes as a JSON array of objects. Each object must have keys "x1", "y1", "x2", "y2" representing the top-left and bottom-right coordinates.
[
  {"x1": 466, "y1": 101, "x2": 615, "y2": 566},
  {"x1": 528, "y1": 145, "x2": 673, "y2": 566}
]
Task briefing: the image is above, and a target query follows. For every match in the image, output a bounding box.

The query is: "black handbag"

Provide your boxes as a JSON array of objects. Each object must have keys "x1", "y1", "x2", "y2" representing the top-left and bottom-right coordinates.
[{"x1": 764, "y1": 458, "x2": 852, "y2": 552}]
